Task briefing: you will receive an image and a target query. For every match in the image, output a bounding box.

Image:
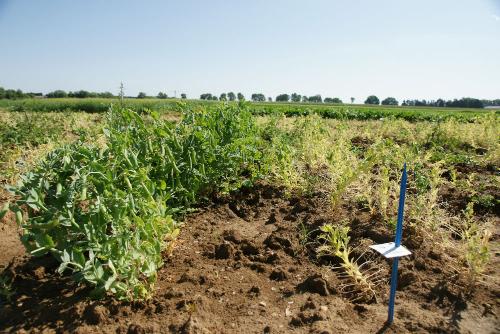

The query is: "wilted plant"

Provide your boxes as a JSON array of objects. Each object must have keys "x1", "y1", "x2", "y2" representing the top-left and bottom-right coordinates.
[
  {"x1": 297, "y1": 221, "x2": 316, "y2": 253},
  {"x1": 460, "y1": 203, "x2": 491, "y2": 288},
  {"x1": 378, "y1": 166, "x2": 391, "y2": 219},
  {"x1": 291, "y1": 115, "x2": 330, "y2": 168},
  {"x1": 327, "y1": 132, "x2": 375, "y2": 206},
  {"x1": 317, "y1": 224, "x2": 381, "y2": 302}
]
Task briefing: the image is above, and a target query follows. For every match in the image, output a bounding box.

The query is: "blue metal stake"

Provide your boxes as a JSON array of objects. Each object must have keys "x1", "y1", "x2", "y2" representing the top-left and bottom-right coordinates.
[
  {"x1": 387, "y1": 163, "x2": 407, "y2": 324},
  {"x1": 387, "y1": 257, "x2": 399, "y2": 323}
]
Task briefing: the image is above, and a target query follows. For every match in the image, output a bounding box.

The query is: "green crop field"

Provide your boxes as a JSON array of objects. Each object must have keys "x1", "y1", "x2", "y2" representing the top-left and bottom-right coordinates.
[
  {"x1": 0, "y1": 100, "x2": 498, "y2": 332},
  {"x1": 0, "y1": 98, "x2": 497, "y2": 122}
]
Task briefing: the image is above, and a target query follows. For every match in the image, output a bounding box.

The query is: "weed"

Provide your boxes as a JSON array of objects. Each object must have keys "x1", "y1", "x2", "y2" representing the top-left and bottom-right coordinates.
[
  {"x1": 460, "y1": 203, "x2": 491, "y2": 288},
  {"x1": 471, "y1": 194, "x2": 496, "y2": 210},
  {"x1": 317, "y1": 224, "x2": 380, "y2": 302},
  {"x1": 297, "y1": 222, "x2": 315, "y2": 252},
  {"x1": 0, "y1": 264, "x2": 15, "y2": 304}
]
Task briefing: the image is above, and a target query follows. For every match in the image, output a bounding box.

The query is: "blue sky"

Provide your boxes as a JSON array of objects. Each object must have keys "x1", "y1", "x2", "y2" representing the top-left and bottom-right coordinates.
[{"x1": 0, "y1": 0, "x2": 499, "y2": 101}]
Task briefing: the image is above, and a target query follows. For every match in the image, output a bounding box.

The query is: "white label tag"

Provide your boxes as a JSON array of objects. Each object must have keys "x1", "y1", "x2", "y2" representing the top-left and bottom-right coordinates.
[{"x1": 369, "y1": 242, "x2": 412, "y2": 258}]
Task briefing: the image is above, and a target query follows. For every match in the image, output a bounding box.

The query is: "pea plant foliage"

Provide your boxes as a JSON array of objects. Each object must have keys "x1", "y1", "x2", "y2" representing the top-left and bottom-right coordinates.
[{"x1": 7, "y1": 102, "x2": 262, "y2": 300}]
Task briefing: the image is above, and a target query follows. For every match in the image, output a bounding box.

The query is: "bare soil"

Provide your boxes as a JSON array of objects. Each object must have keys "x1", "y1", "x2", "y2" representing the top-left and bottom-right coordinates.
[{"x1": 0, "y1": 183, "x2": 498, "y2": 334}]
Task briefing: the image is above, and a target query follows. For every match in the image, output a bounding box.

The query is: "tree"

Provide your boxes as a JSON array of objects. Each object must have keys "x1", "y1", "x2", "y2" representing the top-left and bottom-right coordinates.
[
  {"x1": 268, "y1": 97, "x2": 272, "y2": 102},
  {"x1": 4, "y1": 89, "x2": 18, "y2": 99},
  {"x1": 97, "y1": 92, "x2": 114, "y2": 98},
  {"x1": 137, "y1": 92, "x2": 147, "y2": 99},
  {"x1": 69, "y1": 90, "x2": 93, "y2": 98},
  {"x1": 481, "y1": 99, "x2": 500, "y2": 107},
  {"x1": 46, "y1": 90, "x2": 68, "y2": 98},
  {"x1": 350, "y1": 97, "x2": 355, "y2": 104},
  {"x1": 211, "y1": 96, "x2": 218, "y2": 101},
  {"x1": 324, "y1": 97, "x2": 342, "y2": 104},
  {"x1": 219, "y1": 93, "x2": 227, "y2": 101},
  {"x1": 227, "y1": 92, "x2": 236, "y2": 101},
  {"x1": 251, "y1": 93, "x2": 265, "y2": 102},
  {"x1": 157, "y1": 92, "x2": 168, "y2": 99},
  {"x1": 276, "y1": 94, "x2": 290, "y2": 102},
  {"x1": 200, "y1": 93, "x2": 212, "y2": 100},
  {"x1": 446, "y1": 97, "x2": 483, "y2": 108},
  {"x1": 302, "y1": 96, "x2": 308, "y2": 102},
  {"x1": 308, "y1": 95, "x2": 322, "y2": 103},
  {"x1": 181, "y1": 93, "x2": 187, "y2": 99},
  {"x1": 381, "y1": 97, "x2": 398, "y2": 106},
  {"x1": 291, "y1": 93, "x2": 301, "y2": 102},
  {"x1": 237, "y1": 92, "x2": 245, "y2": 101},
  {"x1": 0, "y1": 88, "x2": 27, "y2": 99},
  {"x1": 364, "y1": 95, "x2": 380, "y2": 105}
]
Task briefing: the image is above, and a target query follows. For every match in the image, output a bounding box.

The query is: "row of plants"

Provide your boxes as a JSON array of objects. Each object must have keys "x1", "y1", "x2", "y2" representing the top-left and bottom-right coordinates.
[
  {"x1": 1, "y1": 98, "x2": 496, "y2": 122},
  {"x1": 251, "y1": 104, "x2": 495, "y2": 123},
  {"x1": 3, "y1": 102, "x2": 264, "y2": 299},
  {"x1": 0, "y1": 98, "x2": 183, "y2": 114}
]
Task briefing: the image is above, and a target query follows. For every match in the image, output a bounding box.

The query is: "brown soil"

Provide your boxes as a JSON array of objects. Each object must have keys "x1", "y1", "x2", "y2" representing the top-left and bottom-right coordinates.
[
  {"x1": 0, "y1": 212, "x2": 25, "y2": 269},
  {"x1": 0, "y1": 183, "x2": 498, "y2": 334},
  {"x1": 439, "y1": 164, "x2": 499, "y2": 216}
]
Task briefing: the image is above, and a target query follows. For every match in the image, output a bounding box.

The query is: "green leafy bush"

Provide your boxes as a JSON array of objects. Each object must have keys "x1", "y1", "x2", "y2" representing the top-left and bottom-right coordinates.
[{"x1": 8, "y1": 102, "x2": 262, "y2": 299}]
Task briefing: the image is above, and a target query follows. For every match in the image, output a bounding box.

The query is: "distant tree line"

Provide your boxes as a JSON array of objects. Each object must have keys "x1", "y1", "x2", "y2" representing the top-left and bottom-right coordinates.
[
  {"x1": 1, "y1": 86, "x2": 497, "y2": 109},
  {"x1": 364, "y1": 95, "x2": 487, "y2": 108},
  {"x1": 45, "y1": 90, "x2": 115, "y2": 98},
  {"x1": 198, "y1": 92, "x2": 492, "y2": 108},
  {"x1": 155, "y1": 92, "x2": 187, "y2": 99},
  {"x1": 274, "y1": 93, "x2": 341, "y2": 103},
  {"x1": 200, "y1": 93, "x2": 218, "y2": 101},
  {"x1": 199, "y1": 92, "x2": 344, "y2": 104},
  {"x1": 200, "y1": 92, "x2": 245, "y2": 101},
  {"x1": 481, "y1": 99, "x2": 500, "y2": 107},
  {"x1": 0, "y1": 86, "x2": 188, "y2": 100},
  {"x1": 400, "y1": 97, "x2": 484, "y2": 108},
  {"x1": 0, "y1": 87, "x2": 42, "y2": 99}
]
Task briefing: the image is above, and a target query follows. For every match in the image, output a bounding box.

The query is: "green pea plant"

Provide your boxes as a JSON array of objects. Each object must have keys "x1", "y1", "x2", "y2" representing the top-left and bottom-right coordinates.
[{"x1": 7, "y1": 101, "x2": 263, "y2": 300}]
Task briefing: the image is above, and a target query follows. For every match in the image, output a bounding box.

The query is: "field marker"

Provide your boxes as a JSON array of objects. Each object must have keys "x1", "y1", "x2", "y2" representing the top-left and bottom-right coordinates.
[{"x1": 369, "y1": 163, "x2": 411, "y2": 324}]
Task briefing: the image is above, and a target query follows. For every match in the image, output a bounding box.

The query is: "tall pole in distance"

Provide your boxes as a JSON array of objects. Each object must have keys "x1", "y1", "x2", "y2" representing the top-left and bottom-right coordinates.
[{"x1": 119, "y1": 82, "x2": 124, "y2": 107}]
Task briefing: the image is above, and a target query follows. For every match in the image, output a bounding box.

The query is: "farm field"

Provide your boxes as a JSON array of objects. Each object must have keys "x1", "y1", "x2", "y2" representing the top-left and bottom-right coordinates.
[
  {"x1": 0, "y1": 101, "x2": 498, "y2": 333},
  {"x1": 0, "y1": 97, "x2": 498, "y2": 122}
]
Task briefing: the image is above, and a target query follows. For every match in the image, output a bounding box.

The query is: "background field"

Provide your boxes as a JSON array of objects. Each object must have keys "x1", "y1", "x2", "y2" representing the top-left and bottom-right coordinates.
[{"x1": 0, "y1": 98, "x2": 498, "y2": 122}]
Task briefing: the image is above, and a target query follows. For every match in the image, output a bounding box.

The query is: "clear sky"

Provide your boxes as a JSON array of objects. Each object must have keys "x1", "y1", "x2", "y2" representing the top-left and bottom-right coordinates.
[{"x1": 0, "y1": 0, "x2": 499, "y2": 101}]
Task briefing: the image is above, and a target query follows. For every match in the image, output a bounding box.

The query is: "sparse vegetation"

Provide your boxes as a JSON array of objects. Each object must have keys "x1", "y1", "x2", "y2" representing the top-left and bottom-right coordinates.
[{"x1": 459, "y1": 203, "x2": 492, "y2": 289}]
